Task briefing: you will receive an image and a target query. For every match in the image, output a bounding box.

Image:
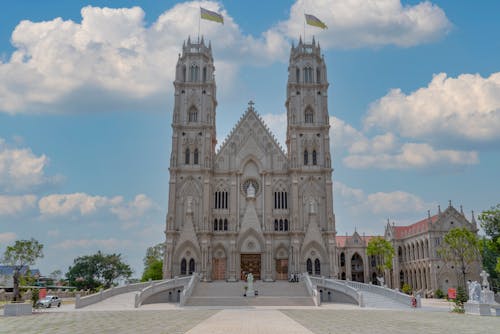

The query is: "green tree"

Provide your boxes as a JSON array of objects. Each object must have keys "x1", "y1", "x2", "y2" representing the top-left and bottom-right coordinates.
[
  {"x1": 438, "y1": 227, "x2": 480, "y2": 288},
  {"x1": 2, "y1": 238, "x2": 44, "y2": 301},
  {"x1": 66, "y1": 251, "x2": 132, "y2": 291},
  {"x1": 367, "y1": 236, "x2": 394, "y2": 278},
  {"x1": 479, "y1": 203, "x2": 500, "y2": 291},
  {"x1": 141, "y1": 243, "x2": 164, "y2": 282},
  {"x1": 141, "y1": 259, "x2": 163, "y2": 281}
]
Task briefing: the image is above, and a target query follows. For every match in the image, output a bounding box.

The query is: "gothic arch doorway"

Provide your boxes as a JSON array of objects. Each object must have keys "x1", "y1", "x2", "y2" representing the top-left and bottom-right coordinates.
[{"x1": 351, "y1": 253, "x2": 364, "y2": 282}]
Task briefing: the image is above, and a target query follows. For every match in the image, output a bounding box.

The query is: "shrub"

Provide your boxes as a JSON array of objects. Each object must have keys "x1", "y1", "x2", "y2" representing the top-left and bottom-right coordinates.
[
  {"x1": 401, "y1": 283, "x2": 412, "y2": 295},
  {"x1": 31, "y1": 288, "x2": 39, "y2": 307},
  {"x1": 435, "y1": 288, "x2": 445, "y2": 299}
]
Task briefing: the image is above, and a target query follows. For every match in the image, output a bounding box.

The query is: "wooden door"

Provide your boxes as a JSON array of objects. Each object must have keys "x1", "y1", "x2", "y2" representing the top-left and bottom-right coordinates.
[
  {"x1": 276, "y1": 259, "x2": 288, "y2": 280},
  {"x1": 240, "y1": 254, "x2": 261, "y2": 280},
  {"x1": 212, "y1": 258, "x2": 226, "y2": 280}
]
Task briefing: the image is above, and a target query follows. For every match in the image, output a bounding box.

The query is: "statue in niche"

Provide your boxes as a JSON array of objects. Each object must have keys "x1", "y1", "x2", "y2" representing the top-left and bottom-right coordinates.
[
  {"x1": 186, "y1": 196, "x2": 193, "y2": 214},
  {"x1": 247, "y1": 183, "x2": 256, "y2": 198},
  {"x1": 309, "y1": 198, "x2": 316, "y2": 214}
]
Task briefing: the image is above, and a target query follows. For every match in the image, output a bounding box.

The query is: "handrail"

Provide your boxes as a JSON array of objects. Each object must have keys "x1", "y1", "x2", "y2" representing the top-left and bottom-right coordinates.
[
  {"x1": 134, "y1": 276, "x2": 193, "y2": 308},
  {"x1": 179, "y1": 273, "x2": 201, "y2": 306},
  {"x1": 302, "y1": 272, "x2": 320, "y2": 306},
  {"x1": 310, "y1": 276, "x2": 364, "y2": 307},
  {"x1": 341, "y1": 280, "x2": 413, "y2": 307},
  {"x1": 75, "y1": 280, "x2": 163, "y2": 309}
]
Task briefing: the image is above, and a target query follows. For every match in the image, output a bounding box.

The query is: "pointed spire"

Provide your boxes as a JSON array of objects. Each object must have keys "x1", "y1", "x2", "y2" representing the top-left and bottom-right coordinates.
[
  {"x1": 299, "y1": 36, "x2": 303, "y2": 45},
  {"x1": 438, "y1": 205, "x2": 441, "y2": 215},
  {"x1": 200, "y1": 35, "x2": 205, "y2": 45},
  {"x1": 448, "y1": 200, "x2": 452, "y2": 208},
  {"x1": 208, "y1": 40, "x2": 212, "y2": 49},
  {"x1": 187, "y1": 36, "x2": 191, "y2": 44},
  {"x1": 471, "y1": 210, "x2": 477, "y2": 224},
  {"x1": 460, "y1": 205, "x2": 464, "y2": 215},
  {"x1": 427, "y1": 210, "x2": 431, "y2": 219},
  {"x1": 312, "y1": 36, "x2": 316, "y2": 45}
]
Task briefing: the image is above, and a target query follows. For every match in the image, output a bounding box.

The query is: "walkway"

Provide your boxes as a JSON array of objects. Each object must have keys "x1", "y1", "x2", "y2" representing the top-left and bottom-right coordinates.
[{"x1": 1, "y1": 307, "x2": 499, "y2": 334}]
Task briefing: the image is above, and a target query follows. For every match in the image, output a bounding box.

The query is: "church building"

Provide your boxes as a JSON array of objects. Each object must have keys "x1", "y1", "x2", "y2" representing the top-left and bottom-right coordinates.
[
  {"x1": 163, "y1": 37, "x2": 337, "y2": 281},
  {"x1": 162, "y1": 38, "x2": 481, "y2": 292}
]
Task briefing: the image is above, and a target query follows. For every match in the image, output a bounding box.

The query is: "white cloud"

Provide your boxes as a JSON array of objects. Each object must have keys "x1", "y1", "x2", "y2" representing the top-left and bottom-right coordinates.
[
  {"x1": 38, "y1": 193, "x2": 123, "y2": 216},
  {"x1": 279, "y1": 0, "x2": 451, "y2": 48},
  {"x1": 365, "y1": 72, "x2": 500, "y2": 145},
  {"x1": 53, "y1": 238, "x2": 131, "y2": 250},
  {"x1": 0, "y1": 195, "x2": 37, "y2": 215},
  {"x1": 343, "y1": 142, "x2": 478, "y2": 169},
  {"x1": 110, "y1": 194, "x2": 157, "y2": 221},
  {"x1": 0, "y1": 232, "x2": 17, "y2": 244},
  {"x1": 0, "y1": 139, "x2": 52, "y2": 191},
  {"x1": 0, "y1": 2, "x2": 287, "y2": 114},
  {"x1": 334, "y1": 181, "x2": 430, "y2": 215},
  {"x1": 261, "y1": 113, "x2": 287, "y2": 148}
]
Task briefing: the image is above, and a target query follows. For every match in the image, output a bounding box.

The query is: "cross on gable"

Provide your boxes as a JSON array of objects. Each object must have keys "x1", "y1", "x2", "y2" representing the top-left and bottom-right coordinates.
[{"x1": 248, "y1": 100, "x2": 255, "y2": 110}]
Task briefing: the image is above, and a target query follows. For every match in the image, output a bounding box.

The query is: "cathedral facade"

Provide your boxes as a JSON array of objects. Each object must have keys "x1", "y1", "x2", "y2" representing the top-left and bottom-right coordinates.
[{"x1": 163, "y1": 37, "x2": 338, "y2": 281}]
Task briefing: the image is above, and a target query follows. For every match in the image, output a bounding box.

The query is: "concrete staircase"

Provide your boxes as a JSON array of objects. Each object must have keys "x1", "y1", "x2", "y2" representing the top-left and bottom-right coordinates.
[
  {"x1": 361, "y1": 291, "x2": 411, "y2": 309},
  {"x1": 185, "y1": 281, "x2": 315, "y2": 307}
]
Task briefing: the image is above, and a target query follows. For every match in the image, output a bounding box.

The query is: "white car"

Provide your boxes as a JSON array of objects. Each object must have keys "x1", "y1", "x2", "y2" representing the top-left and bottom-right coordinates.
[{"x1": 37, "y1": 295, "x2": 61, "y2": 308}]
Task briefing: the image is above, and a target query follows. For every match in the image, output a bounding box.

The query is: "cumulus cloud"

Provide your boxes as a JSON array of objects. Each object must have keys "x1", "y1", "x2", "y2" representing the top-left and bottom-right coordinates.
[
  {"x1": 38, "y1": 192, "x2": 157, "y2": 221},
  {"x1": 365, "y1": 72, "x2": 500, "y2": 145},
  {"x1": 0, "y1": 232, "x2": 17, "y2": 244},
  {"x1": 38, "y1": 193, "x2": 123, "y2": 216},
  {"x1": 0, "y1": 138, "x2": 54, "y2": 191},
  {"x1": 334, "y1": 181, "x2": 430, "y2": 215},
  {"x1": 279, "y1": 0, "x2": 451, "y2": 48},
  {"x1": 110, "y1": 194, "x2": 157, "y2": 221},
  {"x1": 0, "y1": 2, "x2": 287, "y2": 114},
  {"x1": 0, "y1": 195, "x2": 37, "y2": 215},
  {"x1": 343, "y1": 142, "x2": 478, "y2": 169}
]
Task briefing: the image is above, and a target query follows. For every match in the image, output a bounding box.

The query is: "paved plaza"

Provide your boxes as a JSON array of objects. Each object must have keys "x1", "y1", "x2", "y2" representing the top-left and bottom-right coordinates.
[{"x1": 1, "y1": 305, "x2": 499, "y2": 334}]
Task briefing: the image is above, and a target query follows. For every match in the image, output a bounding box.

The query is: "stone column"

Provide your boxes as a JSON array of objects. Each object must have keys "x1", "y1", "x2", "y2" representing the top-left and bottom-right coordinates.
[
  {"x1": 228, "y1": 238, "x2": 237, "y2": 281},
  {"x1": 264, "y1": 238, "x2": 273, "y2": 281},
  {"x1": 346, "y1": 252, "x2": 352, "y2": 280}
]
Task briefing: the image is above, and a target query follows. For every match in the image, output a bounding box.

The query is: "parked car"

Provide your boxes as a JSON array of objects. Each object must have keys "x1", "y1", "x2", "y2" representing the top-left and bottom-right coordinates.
[{"x1": 37, "y1": 295, "x2": 61, "y2": 308}]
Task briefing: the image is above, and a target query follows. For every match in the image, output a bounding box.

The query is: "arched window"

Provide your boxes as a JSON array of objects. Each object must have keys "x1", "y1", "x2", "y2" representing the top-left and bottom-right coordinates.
[
  {"x1": 316, "y1": 68, "x2": 321, "y2": 83},
  {"x1": 304, "y1": 66, "x2": 313, "y2": 83},
  {"x1": 279, "y1": 219, "x2": 283, "y2": 231},
  {"x1": 274, "y1": 219, "x2": 278, "y2": 231},
  {"x1": 341, "y1": 272, "x2": 346, "y2": 280},
  {"x1": 312, "y1": 150, "x2": 317, "y2": 165},
  {"x1": 219, "y1": 219, "x2": 223, "y2": 231},
  {"x1": 188, "y1": 107, "x2": 198, "y2": 122},
  {"x1": 284, "y1": 219, "x2": 288, "y2": 231},
  {"x1": 190, "y1": 65, "x2": 199, "y2": 82},
  {"x1": 314, "y1": 258, "x2": 321, "y2": 275},
  {"x1": 305, "y1": 107, "x2": 314, "y2": 123},
  {"x1": 304, "y1": 150, "x2": 308, "y2": 165},
  {"x1": 193, "y1": 149, "x2": 199, "y2": 164},
  {"x1": 224, "y1": 218, "x2": 228, "y2": 231},
  {"x1": 306, "y1": 258, "x2": 313, "y2": 275},
  {"x1": 340, "y1": 253, "x2": 345, "y2": 267},
  {"x1": 296, "y1": 67, "x2": 300, "y2": 83},
  {"x1": 214, "y1": 219, "x2": 218, "y2": 231},
  {"x1": 188, "y1": 258, "x2": 195, "y2": 274},
  {"x1": 185, "y1": 148, "x2": 190, "y2": 164},
  {"x1": 181, "y1": 258, "x2": 187, "y2": 275},
  {"x1": 214, "y1": 191, "x2": 228, "y2": 209},
  {"x1": 202, "y1": 67, "x2": 207, "y2": 82},
  {"x1": 182, "y1": 65, "x2": 187, "y2": 82}
]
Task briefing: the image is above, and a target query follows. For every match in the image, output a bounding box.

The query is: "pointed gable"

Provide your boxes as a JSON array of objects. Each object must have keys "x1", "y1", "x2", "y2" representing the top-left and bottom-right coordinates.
[{"x1": 215, "y1": 104, "x2": 287, "y2": 171}]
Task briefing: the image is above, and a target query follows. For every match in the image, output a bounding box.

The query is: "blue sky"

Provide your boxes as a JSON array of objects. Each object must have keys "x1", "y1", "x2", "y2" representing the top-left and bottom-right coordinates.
[{"x1": 0, "y1": 0, "x2": 499, "y2": 278}]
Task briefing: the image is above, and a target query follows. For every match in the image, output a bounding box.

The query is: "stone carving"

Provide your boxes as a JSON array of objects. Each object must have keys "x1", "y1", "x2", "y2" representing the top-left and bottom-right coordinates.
[
  {"x1": 480, "y1": 270, "x2": 490, "y2": 290},
  {"x1": 309, "y1": 198, "x2": 316, "y2": 214},
  {"x1": 467, "y1": 281, "x2": 481, "y2": 302},
  {"x1": 247, "y1": 183, "x2": 255, "y2": 198},
  {"x1": 186, "y1": 196, "x2": 193, "y2": 214}
]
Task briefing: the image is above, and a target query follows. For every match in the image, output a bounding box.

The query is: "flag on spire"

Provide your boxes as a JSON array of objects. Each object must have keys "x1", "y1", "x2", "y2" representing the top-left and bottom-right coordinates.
[
  {"x1": 201, "y1": 7, "x2": 224, "y2": 24},
  {"x1": 305, "y1": 14, "x2": 327, "y2": 29}
]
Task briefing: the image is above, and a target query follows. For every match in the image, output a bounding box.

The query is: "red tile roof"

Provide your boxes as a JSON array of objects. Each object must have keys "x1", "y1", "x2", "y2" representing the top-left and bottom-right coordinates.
[
  {"x1": 393, "y1": 214, "x2": 439, "y2": 239},
  {"x1": 336, "y1": 235, "x2": 377, "y2": 248}
]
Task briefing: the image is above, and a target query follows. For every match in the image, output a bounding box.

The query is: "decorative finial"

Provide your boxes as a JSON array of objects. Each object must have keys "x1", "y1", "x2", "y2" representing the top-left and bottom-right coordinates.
[
  {"x1": 248, "y1": 100, "x2": 255, "y2": 111},
  {"x1": 471, "y1": 210, "x2": 476, "y2": 224},
  {"x1": 428, "y1": 210, "x2": 431, "y2": 219},
  {"x1": 438, "y1": 205, "x2": 441, "y2": 214},
  {"x1": 448, "y1": 200, "x2": 452, "y2": 208},
  {"x1": 460, "y1": 205, "x2": 464, "y2": 215}
]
